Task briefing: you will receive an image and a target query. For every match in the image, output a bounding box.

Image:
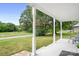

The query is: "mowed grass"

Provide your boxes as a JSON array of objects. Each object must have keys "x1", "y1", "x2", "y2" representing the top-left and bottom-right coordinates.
[
  {"x1": 56, "y1": 32, "x2": 77, "y2": 39},
  {"x1": 0, "y1": 36, "x2": 53, "y2": 56},
  {"x1": 0, "y1": 32, "x2": 31, "y2": 38}
]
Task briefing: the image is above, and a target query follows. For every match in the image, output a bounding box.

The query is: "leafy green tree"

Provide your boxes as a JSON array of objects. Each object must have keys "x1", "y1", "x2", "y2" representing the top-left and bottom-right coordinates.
[
  {"x1": 62, "y1": 21, "x2": 78, "y2": 30},
  {"x1": 0, "y1": 21, "x2": 17, "y2": 32},
  {"x1": 0, "y1": 23, "x2": 7, "y2": 32},
  {"x1": 19, "y1": 6, "x2": 32, "y2": 32},
  {"x1": 19, "y1": 6, "x2": 53, "y2": 36},
  {"x1": 6, "y1": 23, "x2": 17, "y2": 32}
]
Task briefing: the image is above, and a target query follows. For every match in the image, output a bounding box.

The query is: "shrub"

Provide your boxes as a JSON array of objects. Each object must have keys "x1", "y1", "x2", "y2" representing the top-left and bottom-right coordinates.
[
  {"x1": 0, "y1": 21, "x2": 18, "y2": 32},
  {"x1": 76, "y1": 43, "x2": 79, "y2": 48}
]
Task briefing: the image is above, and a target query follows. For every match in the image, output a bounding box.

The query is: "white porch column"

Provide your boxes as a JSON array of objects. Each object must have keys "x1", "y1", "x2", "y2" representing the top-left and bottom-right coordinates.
[
  {"x1": 32, "y1": 7, "x2": 36, "y2": 56},
  {"x1": 53, "y1": 17, "x2": 56, "y2": 43},
  {"x1": 60, "y1": 20, "x2": 62, "y2": 40}
]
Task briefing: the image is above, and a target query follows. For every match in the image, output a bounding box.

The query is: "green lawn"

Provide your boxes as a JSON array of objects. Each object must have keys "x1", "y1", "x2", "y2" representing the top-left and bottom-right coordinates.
[
  {"x1": 0, "y1": 36, "x2": 53, "y2": 56},
  {"x1": 56, "y1": 32, "x2": 77, "y2": 39},
  {"x1": 0, "y1": 32, "x2": 31, "y2": 38},
  {"x1": 0, "y1": 32, "x2": 77, "y2": 56}
]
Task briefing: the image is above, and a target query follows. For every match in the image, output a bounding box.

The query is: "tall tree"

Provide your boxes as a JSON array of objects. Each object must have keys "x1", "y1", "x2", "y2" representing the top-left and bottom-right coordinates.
[{"x1": 19, "y1": 6, "x2": 53, "y2": 36}]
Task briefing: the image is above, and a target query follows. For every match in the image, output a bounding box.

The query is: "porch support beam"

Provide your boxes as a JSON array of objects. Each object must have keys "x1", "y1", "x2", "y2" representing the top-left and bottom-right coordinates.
[
  {"x1": 53, "y1": 17, "x2": 56, "y2": 43},
  {"x1": 32, "y1": 7, "x2": 36, "y2": 56},
  {"x1": 60, "y1": 20, "x2": 62, "y2": 40}
]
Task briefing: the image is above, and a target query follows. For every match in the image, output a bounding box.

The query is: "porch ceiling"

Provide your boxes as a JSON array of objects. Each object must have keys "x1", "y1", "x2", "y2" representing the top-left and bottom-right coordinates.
[{"x1": 29, "y1": 3, "x2": 79, "y2": 22}]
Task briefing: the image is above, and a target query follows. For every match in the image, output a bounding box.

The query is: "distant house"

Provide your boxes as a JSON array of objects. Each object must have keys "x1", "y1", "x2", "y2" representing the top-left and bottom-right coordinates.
[{"x1": 73, "y1": 23, "x2": 79, "y2": 32}]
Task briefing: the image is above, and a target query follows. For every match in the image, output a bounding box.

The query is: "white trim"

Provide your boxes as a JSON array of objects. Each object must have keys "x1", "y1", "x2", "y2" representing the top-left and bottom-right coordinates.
[
  {"x1": 32, "y1": 7, "x2": 36, "y2": 56},
  {"x1": 60, "y1": 20, "x2": 62, "y2": 39},
  {"x1": 53, "y1": 17, "x2": 56, "y2": 43}
]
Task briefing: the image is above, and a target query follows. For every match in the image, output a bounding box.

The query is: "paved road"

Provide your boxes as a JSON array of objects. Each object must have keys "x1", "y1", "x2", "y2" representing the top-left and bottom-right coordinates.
[{"x1": 0, "y1": 35, "x2": 32, "y2": 40}]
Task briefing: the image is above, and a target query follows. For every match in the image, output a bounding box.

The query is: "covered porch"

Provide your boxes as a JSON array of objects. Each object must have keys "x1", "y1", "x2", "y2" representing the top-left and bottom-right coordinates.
[
  {"x1": 36, "y1": 39, "x2": 78, "y2": 56},
  {"x1": 29, "y1": 3, "x2": 79, "y2": 56}
]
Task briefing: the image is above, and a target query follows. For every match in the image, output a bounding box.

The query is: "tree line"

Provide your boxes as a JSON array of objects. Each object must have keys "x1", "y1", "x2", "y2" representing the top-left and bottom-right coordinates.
[{"x1": 0, "y1": 21, "x2": 18, "y2": 32}]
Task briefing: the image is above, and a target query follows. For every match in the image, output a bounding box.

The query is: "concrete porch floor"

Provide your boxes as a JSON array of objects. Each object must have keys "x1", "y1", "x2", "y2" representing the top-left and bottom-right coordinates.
[{"x1": 36, "y1": 39, "x2": 78, "y2": 56}]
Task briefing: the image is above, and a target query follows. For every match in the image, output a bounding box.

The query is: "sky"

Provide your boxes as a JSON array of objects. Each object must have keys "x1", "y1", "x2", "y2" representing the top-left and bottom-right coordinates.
[{"x1": 0, "y1": 3, "x2": 28, "y2": 25}]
